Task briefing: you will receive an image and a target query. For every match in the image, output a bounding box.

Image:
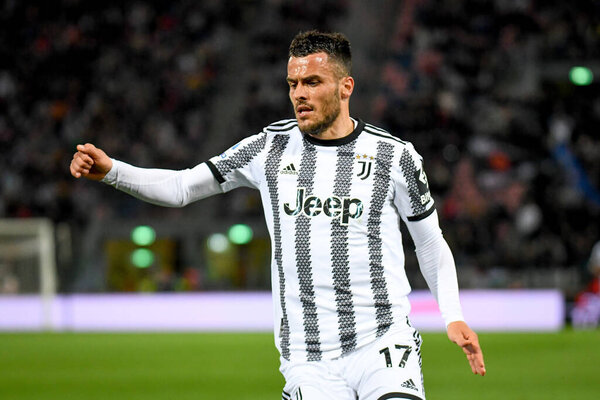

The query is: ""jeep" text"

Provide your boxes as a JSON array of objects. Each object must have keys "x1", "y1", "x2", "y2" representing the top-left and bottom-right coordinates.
[{"x1": 283, "y1": 188, "x2": 363, "y2": 225}]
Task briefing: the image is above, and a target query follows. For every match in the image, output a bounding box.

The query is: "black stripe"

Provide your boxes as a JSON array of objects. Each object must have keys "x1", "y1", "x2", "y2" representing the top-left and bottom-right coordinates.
[
  {"x1": 399, "y1": 149, "x2": 428, "y2": 217},
  {"x1": 213, "y1": 133, "x2": 267, "y2": 178},
  {"x1": 331, "y1": 142, "x2": 358, "y2": 355},
  {"x1": 412, "y1": 327, "x2": 424, "y2": 392},
  {"x1": 364, "y1": 127, "x2": 407, "y2": 144},
  {"x1": 205, "y1": 161, "x2": 225, "y2": 184},
  {"x1": 295, "y1": 140, "x2": 321, "y2": 361},
  {"x1": 267, "y1": 124, "x2": 298, "y2": 132},
  {"x1": 265, "y1": 134, "x2": 291, "y2": 360},
  {"x1": 407, "y1": 206, "x2": 435, "y2": 221},
  {"x1": 378, "y1": 393, "x2": 423, "y2": 400},
  {"x1": 269, "y1": 119, "x2": 296, "y2": 127},
  {"x1": 266, "y1": 120, "x2": 297, "y2": 132},
  {"x1": 365, "y1": 123, "x2": 391, "y2": 135},
  {"x1": 368, "y1": 141, "x2": 395, "y2": 337}
]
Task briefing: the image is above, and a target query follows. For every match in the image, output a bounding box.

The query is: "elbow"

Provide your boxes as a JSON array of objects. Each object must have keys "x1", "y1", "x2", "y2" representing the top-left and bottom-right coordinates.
[{"x1": 174, "y1": 195, "x2": 189, "y2": 208}]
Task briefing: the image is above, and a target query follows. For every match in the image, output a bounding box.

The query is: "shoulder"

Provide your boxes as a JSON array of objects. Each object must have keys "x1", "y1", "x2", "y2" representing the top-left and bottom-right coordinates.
[
  {"x1": 361, "y1": 122, "x2": 409, "y2": 146},
  {"x1": 360, "y1": 121, "x2": 419, "y2": 155}
]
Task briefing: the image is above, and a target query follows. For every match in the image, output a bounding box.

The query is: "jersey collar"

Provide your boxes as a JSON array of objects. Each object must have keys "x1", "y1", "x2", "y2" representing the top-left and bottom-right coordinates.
[{"x1": 301, "y1": 119, "x2": 365, "y2": 147}]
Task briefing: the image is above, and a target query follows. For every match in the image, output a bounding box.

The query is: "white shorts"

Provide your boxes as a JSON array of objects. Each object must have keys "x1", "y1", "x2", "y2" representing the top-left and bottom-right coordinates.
[{"x1": 280, "y1": 319, "x2": 425, "y2": 400}]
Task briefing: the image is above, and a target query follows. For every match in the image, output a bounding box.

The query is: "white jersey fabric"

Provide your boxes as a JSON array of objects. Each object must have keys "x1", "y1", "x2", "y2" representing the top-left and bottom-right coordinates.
[{"x1": 102, "y1": 118, "x2": 464, "y2": 362}]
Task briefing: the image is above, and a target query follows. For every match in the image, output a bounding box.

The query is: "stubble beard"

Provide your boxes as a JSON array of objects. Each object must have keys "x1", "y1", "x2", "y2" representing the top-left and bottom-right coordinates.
[{"x1": 297, "y1": 93, "x2": 341, "y2": 137}]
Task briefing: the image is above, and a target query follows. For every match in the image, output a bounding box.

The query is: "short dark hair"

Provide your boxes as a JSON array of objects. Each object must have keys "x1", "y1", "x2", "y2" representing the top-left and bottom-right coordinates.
[{"x1": 289, "y1": 30, "x2": 352, "y2": 76}]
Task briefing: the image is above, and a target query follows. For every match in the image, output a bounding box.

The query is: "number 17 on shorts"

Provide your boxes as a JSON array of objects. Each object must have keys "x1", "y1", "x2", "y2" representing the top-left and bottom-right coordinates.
[{"x1": 351, "y1": 330, "x2": 425, "y2": 400}]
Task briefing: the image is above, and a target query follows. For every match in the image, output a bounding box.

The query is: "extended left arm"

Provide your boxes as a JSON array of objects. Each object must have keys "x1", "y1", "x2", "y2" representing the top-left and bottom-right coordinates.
[{"x1": 406, "y1": 210, "x2": 486, "y2": 376}]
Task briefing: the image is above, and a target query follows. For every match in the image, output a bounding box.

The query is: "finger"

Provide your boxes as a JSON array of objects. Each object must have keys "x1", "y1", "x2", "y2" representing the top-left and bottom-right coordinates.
[
  {"x1": 70, "y1": 162, "x2": 89, "y2": 178},
  {"x1": 471, "y1": 355, "x2": 486, "y2": 375},
  {"x1": 76, "y1": 152, "x2": 94, "y2": 165},
  {"x1": 72, "y1": 154, "x2": 93, "y2": 169},
  {"x1": 70, "y1": 163, "x2": 81, "y2": 178},
  {"x1": 78, "y1": 143, "x2": 103, "y2": 159},
  {"x1": 466, "y1": 352, "x2": 479, "y2": 375},
  {"x1": 73, "y1": 156, "x2": 93, "y2": 170},
  {"x1": 477, "y1": 361, "x2": 486, "y2": 376},
  {"x1": 468, "y1": 357, "x2": 477, "y2": 374},
  {"x1": 71, "y1": 158, "x2": 91, "y2": 175},
  {"x1": 77, "y1": 143, "x2": 95, "y2": 151},
  {"x1": 473, "y1": 349, "x2": 486, "y2": 376},
  {"x1": 464, "y1": 344, "x2": 486, "y2": 376}
]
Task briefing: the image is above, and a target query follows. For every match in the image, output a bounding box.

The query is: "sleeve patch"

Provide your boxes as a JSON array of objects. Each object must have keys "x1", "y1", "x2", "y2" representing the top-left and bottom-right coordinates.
[{"x1": 399, "y1": 148, "x2": 433, "y2": 218}]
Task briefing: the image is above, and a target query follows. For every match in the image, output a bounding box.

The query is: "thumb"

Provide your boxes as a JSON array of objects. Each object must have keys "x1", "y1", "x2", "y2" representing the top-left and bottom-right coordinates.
[
  {"x1": 450, "y1": 331, "x2": 469, "y2": 346},
  {"x1": 447, "y1": 321, "x2": 473, "y2": 346},
  {"x1": 77, "y1": 142, "x2": 95, "y2": 153},
  {"x1": 77, "y1": 143, "x2": 103, "y2": 160}
]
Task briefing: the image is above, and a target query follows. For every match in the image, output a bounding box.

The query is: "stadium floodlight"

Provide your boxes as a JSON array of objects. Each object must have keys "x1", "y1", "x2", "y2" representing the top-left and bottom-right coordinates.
[
  {"x1": 131, "y1": 248, "x2": 155, "y2": 268},
  {"x1": 207, "y1": 233, "x2": 230, "y2": 253},
  {"x1": 227, "y1": 224, "x2": 253, "y2": 245},
  {"x1": 569, "y1": 66, "x2": 593, "y2": 86},
  {"x1": 131, "y1": 225, "x2": 156, "y2": 246}
]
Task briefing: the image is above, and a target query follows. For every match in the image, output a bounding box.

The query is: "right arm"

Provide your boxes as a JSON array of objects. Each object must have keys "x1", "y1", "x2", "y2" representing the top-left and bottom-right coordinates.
[{"x1": 70, "y1": 143, "x2": 223, "y2": 207}]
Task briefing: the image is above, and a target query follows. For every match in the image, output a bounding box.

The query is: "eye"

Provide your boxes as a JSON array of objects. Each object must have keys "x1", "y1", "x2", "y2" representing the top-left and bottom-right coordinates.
[{"x1": 307, "y1": 80, "x2": 319, "y2": 86}]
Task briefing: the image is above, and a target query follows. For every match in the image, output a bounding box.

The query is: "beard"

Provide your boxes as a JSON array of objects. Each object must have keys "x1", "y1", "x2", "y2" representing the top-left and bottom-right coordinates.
[{"x1": 296, "y1": 91, "x2": 341, "y2": 137}]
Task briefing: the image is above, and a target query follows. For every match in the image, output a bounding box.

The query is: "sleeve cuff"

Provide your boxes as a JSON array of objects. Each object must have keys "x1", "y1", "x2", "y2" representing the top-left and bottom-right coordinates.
[{"x1": 101, "y1": 159, "x2": 119, "y2": 185}]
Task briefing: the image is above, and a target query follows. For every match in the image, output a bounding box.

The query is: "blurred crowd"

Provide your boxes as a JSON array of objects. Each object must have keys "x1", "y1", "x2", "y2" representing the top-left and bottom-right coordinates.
[
  {"x1": 0, "y1": 0, "x2": 599, "y2": 292},
  {"x1": 0, "y1": 0, "x2": 246, "y2": 224},
  {"x1": 372, "y1": 0, "x2": 600, "y2": 283}
]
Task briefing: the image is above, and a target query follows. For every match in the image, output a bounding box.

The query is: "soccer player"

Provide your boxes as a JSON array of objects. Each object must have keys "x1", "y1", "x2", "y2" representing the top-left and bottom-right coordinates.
[{"x1": 70, "y1": 30, "x2": 485, "y2": 399}]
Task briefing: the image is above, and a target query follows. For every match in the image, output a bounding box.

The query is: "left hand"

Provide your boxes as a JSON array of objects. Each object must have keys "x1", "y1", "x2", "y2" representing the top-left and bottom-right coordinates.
[{"x1": 447, "y1": 320, "x2": 486, "y2": 376}]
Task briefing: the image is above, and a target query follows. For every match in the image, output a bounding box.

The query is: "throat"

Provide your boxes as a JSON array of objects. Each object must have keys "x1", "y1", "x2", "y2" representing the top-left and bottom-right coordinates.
[{"x1": 304, "y1": 116, "x2": 354, "y2": 140}]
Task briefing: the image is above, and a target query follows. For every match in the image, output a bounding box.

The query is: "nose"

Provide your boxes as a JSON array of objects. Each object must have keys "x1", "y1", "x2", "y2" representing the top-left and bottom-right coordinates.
[{"x1": 293, "y1": 83, "x2": 308, "y2": 101}]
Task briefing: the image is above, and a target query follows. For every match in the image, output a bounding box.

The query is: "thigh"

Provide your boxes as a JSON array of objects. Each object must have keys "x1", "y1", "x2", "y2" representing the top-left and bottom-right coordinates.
[
  {"x1": 349, "y1": 329, "x2": 425, "y2": 400},
  {"x1": 280, "y1": 360, "x2": 356, "y2": 400}
]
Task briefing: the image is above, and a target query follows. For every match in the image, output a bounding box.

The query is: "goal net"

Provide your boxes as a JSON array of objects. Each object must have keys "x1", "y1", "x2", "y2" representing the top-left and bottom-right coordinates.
[{"x1": 0, "y1": 218, "x2": 57, "y2": 329}]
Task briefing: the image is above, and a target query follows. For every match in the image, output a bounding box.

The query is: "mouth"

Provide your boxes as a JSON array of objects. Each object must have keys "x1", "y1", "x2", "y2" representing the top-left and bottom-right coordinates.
[{"x1": 296, "y1": 104, "x2": 313, "y2": 117}]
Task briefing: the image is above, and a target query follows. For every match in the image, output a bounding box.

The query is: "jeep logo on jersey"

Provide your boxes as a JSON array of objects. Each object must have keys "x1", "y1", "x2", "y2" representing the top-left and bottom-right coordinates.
[
  {"x1": 283, "y1": 188, "x2": 363, "y2": 224},
  {"x1": 415, "y1": 166, "x2": 432, "y2": 205}
]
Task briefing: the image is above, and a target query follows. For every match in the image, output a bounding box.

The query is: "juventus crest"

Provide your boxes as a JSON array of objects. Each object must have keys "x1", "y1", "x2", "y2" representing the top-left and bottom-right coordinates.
[{"x1": 356, "y1": 154, "x2": 374, "y2": 180}]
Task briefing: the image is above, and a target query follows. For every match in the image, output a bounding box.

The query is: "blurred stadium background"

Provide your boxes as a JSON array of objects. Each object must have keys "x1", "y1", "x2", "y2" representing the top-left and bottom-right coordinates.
[{"x1": 0, "y1": 0, "x2": 599, "y2": 398}]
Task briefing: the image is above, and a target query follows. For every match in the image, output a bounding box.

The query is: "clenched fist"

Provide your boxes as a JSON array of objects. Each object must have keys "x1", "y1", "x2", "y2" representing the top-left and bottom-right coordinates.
[{"x1": 70, "y1": 143, "x2": 112, "y2": 181}]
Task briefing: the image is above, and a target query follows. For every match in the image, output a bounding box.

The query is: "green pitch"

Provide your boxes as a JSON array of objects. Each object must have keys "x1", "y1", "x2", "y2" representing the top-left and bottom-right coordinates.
[{"x1": 1, "y1": 330, "x2": 598, "y2": 400}]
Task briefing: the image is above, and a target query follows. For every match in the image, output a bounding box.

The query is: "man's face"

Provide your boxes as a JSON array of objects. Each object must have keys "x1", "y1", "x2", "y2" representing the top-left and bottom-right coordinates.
[{"x1": 287, "y1": 52, "x2": 343, "y2": 136}]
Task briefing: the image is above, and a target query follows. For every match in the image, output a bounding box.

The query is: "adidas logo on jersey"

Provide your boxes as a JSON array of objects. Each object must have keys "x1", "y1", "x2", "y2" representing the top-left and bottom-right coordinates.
[
  {"x1": 281, "y1": 163, "x2": 298, "y2": 175},
  {"x1": 401, "y1": 379, "x2": 418, "y2": 391}
]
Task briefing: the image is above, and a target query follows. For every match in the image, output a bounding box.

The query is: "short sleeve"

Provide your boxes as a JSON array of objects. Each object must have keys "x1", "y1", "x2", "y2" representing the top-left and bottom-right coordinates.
[
  {"x1": 393, "y1": 143, "x2": 435, "y2": 222},
  {"x1": 206, "y1": 132, "x2": 268, "y2": 192}
]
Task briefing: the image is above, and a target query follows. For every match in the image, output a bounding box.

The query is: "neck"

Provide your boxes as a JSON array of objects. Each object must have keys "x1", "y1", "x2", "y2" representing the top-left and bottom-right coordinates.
[{"x1": 307, "y1": 111, "x2": 354, "y2": 141}]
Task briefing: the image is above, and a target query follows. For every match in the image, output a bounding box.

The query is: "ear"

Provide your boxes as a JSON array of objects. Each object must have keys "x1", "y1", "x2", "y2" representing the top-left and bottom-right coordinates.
[{"x1": 340, "y1": 76, "x2": 354, "y2": 100}]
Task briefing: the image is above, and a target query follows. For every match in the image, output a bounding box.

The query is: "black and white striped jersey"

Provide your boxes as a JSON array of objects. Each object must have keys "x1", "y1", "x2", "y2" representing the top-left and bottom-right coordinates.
[{"x1": 206, "y1": 119, "x2": 460, "y2": 362}]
